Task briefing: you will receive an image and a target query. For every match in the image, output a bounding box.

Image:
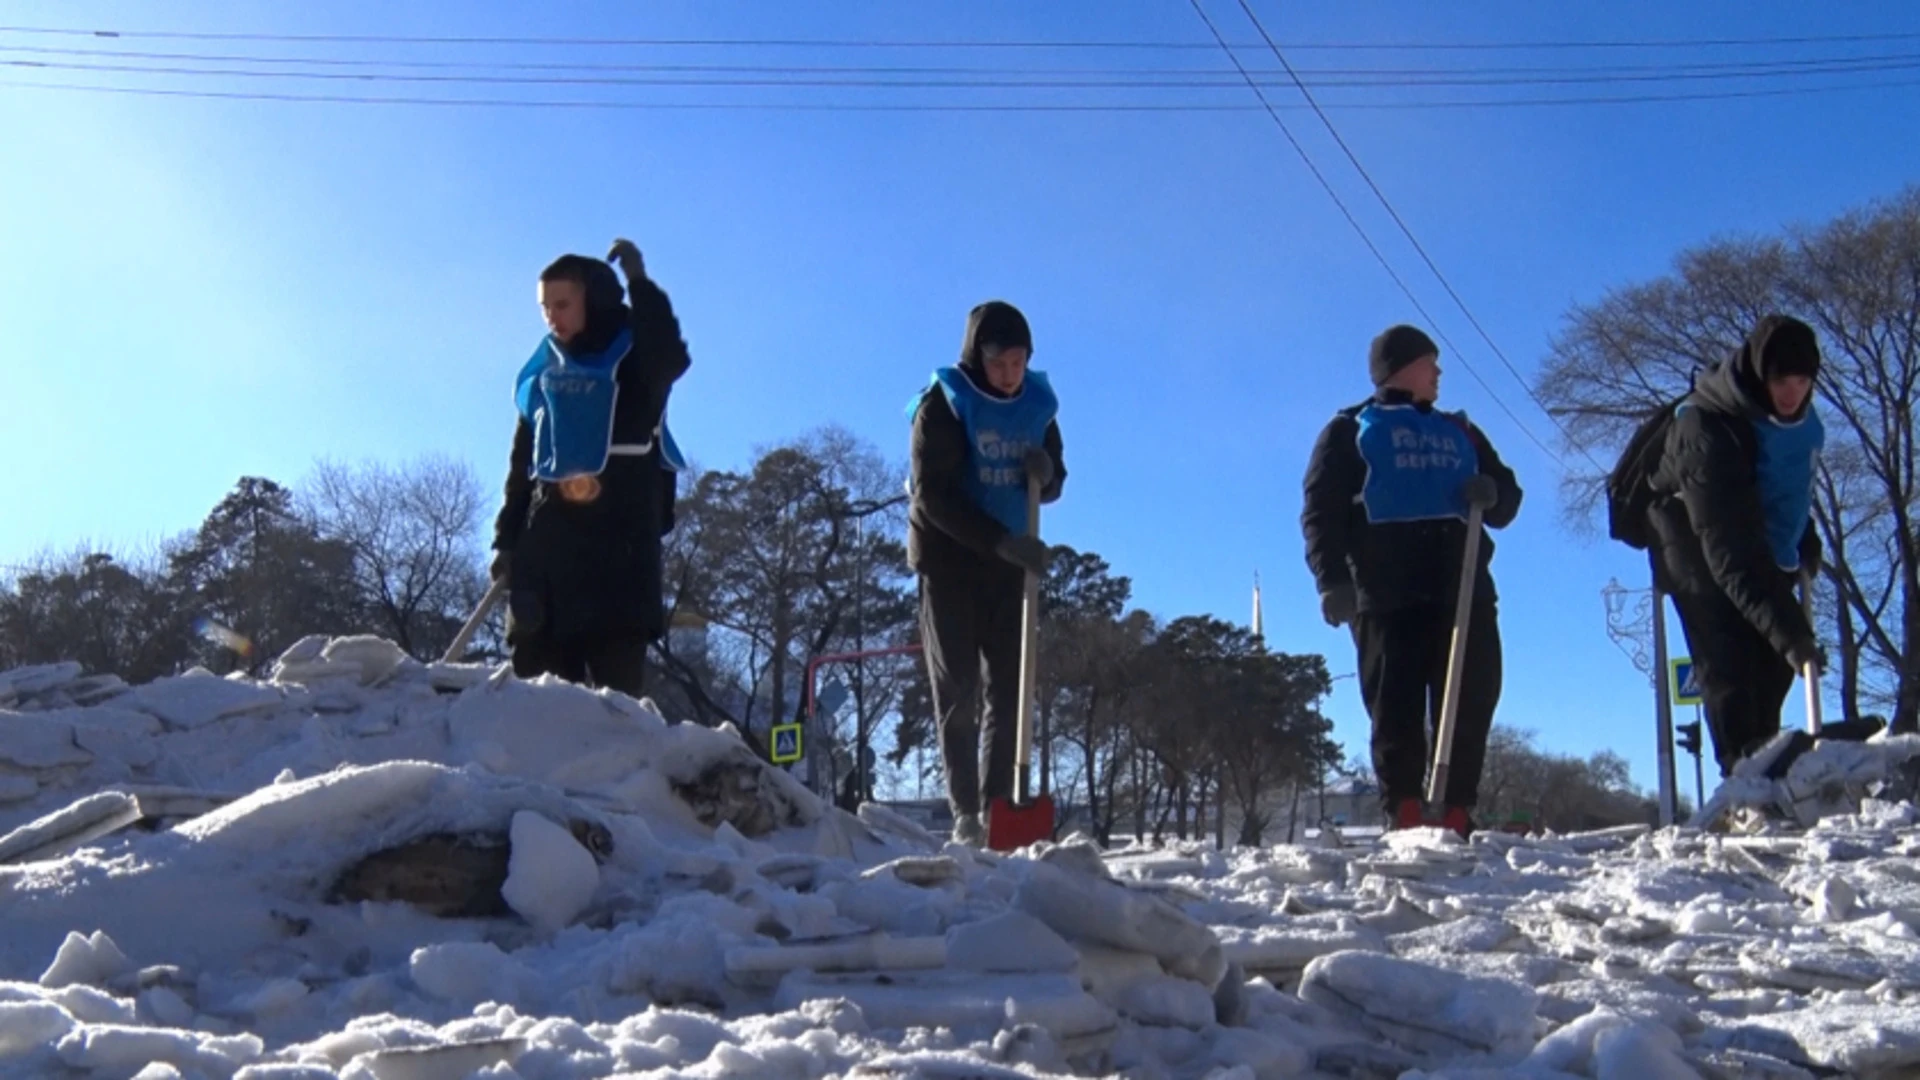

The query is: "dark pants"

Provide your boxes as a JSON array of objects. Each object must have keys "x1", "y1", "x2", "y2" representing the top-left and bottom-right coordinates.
[
  {"x1": 1666, "y1": 585, "x2": 1795, "y2": 777},
  {"x1": 919, "y1": 568, "x2": 1024, "y2": 818},
  {"x1": 510, "y1": 633, "x2": 649, "y2": 700},
  {"x1": 1351, "y1": 600, "x2": 1502, "y2": 810}
]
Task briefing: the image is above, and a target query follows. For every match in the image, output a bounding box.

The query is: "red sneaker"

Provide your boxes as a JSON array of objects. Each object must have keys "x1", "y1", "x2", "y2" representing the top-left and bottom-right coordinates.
[
  {"x1": 1393, "y1": 797, "x2": 1427, "y2": 830},
  {"x1": 1441, "y1": 806, "x2": 1474, "y2": 838}
]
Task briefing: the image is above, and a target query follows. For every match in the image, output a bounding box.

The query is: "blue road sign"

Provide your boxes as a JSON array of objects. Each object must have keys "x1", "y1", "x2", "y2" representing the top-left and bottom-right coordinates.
[{"x1": 1671, "y1": 658, "x2": 1703, "y2": 706}]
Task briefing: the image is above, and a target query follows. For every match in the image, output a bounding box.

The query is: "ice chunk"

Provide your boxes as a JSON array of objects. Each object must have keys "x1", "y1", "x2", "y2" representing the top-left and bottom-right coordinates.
[
  {"x1": 1300, "y1": 950, "x2": 1539, "y2": 1059},
  {"x1": 1015, "y1": 859, "x2": 1228, "y2": 989},
  {"x1": 500, "y1": 810, "x2": 600, "y2": 935},
  {"x1": 947, "y1": 910, "x2": 1078, "y2": 974},
  {"x1": 0, "y1": 662, "x2": 85, "y2": 704},
  {"x1": 39, "y1": 929, "x2": 133, "y2": 989},
  {"x1": 125, "y1": 674, "x2": 283, "y2": 730},
  {"x1": 0, "y1": 713, "x2": 93, "y2": 769},
  {"x1": 0, "y1": 998, "x2": 77, "y2": 1057},
  {"x1": 0, "y1": 792, "x2": 144, "y2": 865}
]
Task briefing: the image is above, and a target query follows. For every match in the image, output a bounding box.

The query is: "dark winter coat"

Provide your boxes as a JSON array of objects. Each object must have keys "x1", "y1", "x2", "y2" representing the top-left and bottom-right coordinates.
[
  {"x1": 491, "y1": 271, "x2": 690, "y2": 645},
  {"x1": 907, "y1": 312, "x2": 1066, "y2": 582},
  {"x1": 1648, "y1": 319, "x2": 1820, "y2": 660},
  {"x1": 1301, "y1": 388, "x2": 1523, "y2": 613}
]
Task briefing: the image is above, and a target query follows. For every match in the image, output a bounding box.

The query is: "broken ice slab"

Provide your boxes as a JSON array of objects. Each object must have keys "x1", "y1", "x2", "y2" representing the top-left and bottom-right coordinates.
[
  {"x1": 0, "y1": 662, "x2": 85, "y2": 707},
  {"x1": 1736, "y1": 940, "x2": 1895, "y2": 992},
  {"x1": 1217, "y1": 922, "x2": 1388, "y2": 978},
  {"x1": 860, "y1": 854, "x2": 963, "y2": 888},
  {"x1": 723, "y1": 933, "x2": 946, "y2": 981},
  {"x1": 1388, "y1": 915, "x2": 1525, "y2": 957},
  {"x1": 123, "y1": 674, "x2": 284, "y2": 731},
  {"x1": 1721, "y1": 1001, "x2": 1920, "y2": 1074},
  {"x1": 1299, "y1": 949, "x2": 1540, "y2": 1060},
  {"x1": 0, "y1": 791, "x2": 145, "y2": 865},
  {"x1": 341, "y1": 1036, "x2": 527, "y2": 1080},
  {"x1": 1014, "y1": 858, "x2": 1228, "y2": 990},
  {"x1": 772, "y1": 970, "x2": 1118, "y2": 1050}
]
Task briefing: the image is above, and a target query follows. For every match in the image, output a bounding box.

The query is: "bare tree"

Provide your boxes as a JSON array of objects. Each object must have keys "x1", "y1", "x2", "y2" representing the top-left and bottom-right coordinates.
[{"x1": 301, "y1": 455, "x2": 489, "y2": 660}]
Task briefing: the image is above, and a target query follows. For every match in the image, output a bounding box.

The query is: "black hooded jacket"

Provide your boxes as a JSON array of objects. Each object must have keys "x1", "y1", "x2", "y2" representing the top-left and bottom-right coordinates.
[
  {"x1": 491, "y1": 261, "x2": 691, "y2": 644},
  {"x1": 1300, "y1": 388, "x2": 1523, "y2": 613},
  {"x1": 1648, "y1": 315, "x2": 1820, "y2": 658},
  {"x1": 908, "y1": 302, "x2": 1066, "y2": 580}
]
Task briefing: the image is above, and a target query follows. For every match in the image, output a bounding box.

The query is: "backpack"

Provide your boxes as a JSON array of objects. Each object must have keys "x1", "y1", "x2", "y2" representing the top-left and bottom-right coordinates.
[{"x1": 1605, "y1": 395, "x2": 1689, "y2": 550}]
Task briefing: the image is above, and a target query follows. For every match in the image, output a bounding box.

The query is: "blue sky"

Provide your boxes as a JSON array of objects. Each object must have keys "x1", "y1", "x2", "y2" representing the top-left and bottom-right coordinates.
[{"x1": 4, "y1": 1, "x2": 1918, "y2": 799}]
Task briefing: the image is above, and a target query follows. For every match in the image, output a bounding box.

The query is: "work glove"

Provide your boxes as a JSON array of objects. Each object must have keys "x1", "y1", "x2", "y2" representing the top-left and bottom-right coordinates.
[
  {"x1": 1023, "y1": 446, "x2": 1055, "y2": 491},
  {"x1": 489, "y1": 548, "x2": 512, "y2": 588},
  {"x1": 1460, "y1": 474, "x2": 1500, "y2": 511},
  {"x1": 607, "y1": 237, "x2": 645, "y2": 281},
  {"x1": 1319, "y1": 584, "x2": 1357, "y2": 628},
  {"x1": 995, "y1": 534, "x2": 1049, "y2": 577},
  {"x1": 1786, "y1": 638, "x2": 1827, "y2": 677}
]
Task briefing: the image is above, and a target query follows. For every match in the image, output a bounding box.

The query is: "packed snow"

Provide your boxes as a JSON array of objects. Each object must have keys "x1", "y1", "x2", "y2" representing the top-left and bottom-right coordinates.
[{"x1": 3, "y1": 638, "x2": 1920, "y2": 1079}]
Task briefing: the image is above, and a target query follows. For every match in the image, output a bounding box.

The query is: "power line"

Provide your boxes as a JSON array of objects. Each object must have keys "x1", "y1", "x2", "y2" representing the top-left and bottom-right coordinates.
[
  {"x1": 10, "y1": 42, "x2": 1920, "y2": 81},
  {"x1": 10, "y1": 50, "x2": 1920, "y2": 91},
  {"x1": 7, "y1": 69, "x2": 1917, "y2": 115},
  {"x1": 1229, "y1": 0, "x2": 1608, "y2": 473},
  {"x1": 1184, "y1": 0, "x2": 1569, "y2": 467},
  {"x1": 4, "y1": 24, "x2": 1919, "y2": 52}
]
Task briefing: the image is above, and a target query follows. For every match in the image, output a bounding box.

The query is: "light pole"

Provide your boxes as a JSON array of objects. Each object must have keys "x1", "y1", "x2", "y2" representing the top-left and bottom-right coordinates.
[{"x1": 1603, "y1": 576, "x2": 1676, "y2": 827}]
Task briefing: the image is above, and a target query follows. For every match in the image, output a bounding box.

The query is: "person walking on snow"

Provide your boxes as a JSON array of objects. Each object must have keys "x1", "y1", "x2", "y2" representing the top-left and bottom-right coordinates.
[
  {"x1": 907, "y1": 300, "x2": 1066, "y2": 847},
  {"x1": 1645, "y1": 314, "x2": 1825, "y2": 777},
  {"x1": 489, "y1": 239, "x2": 691, "y2": 699},
  {"x1": 1300, "y1": 325, "x2": 1522, "y2": 837}
]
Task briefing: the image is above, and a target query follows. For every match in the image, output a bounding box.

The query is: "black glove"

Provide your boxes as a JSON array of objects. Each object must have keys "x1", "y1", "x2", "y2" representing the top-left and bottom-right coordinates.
[
  {"x1": 607, "y1": 237, "x2": 645, "y2": 281},
  {"x1": 1023, "y1": 446, "x2": 1055, "y2": 491},
  {"x1": 1319, "y1": 584, "x2": 1357, "y2": 628},
  {"x1": 1798, "y1": 528, "x2": 1823, "y2": 577},
  {"x1": 489, "y1": 548, "x2": 512, "y2": 587},
  {"x1": 1461, "y1": 474, "x2": 1499, "y2": 511},
  {"x1": 995, "y1": 534, "x2": 1049, "y2": 576},
  {"x1": 1787, "y1": 639, "x2": 1827, "y2": 677}
]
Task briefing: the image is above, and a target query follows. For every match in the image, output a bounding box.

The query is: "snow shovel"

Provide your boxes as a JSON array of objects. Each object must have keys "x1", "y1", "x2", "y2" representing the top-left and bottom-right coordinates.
[
  {"x1": 987, "y1": 475, "x2": 1055, "y2": 852},
  {"x1": 1424, "y1": 502, "x2": 1485, "y2": 818},
  {"x1": 442, "y1": 578, "x2": 507, "y2": 664},
  {"x1": 1801, "y1": 571, "x2": 1824, "y2": 737}
]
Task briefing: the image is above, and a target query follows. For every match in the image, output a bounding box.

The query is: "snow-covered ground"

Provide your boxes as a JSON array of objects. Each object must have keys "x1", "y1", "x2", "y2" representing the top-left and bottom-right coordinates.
[{"x1": 4, "y1": 638, "x2": 1920, "y2": 1079}]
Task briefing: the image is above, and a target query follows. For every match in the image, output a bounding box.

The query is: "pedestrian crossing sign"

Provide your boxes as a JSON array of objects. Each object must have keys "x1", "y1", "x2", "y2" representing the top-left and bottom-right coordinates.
[
  {"x1": 770, "y1": 723, "x2": 803, "y2": 764},
  {"x1": 1671, "y1": 658, "x2": 1702, "y2": 707}
]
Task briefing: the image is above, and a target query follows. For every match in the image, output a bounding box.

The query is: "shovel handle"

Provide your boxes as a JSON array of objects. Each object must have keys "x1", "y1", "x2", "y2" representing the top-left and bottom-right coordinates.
[
  {"x1": 443, "y1": 578, "x2": 507, "y2": 664},
  {"x1": 1801, "y1": 572, "x2": 1823, "y2": 735},
  {"x1": 1426, "y1": 502, "x2": 1484, "y2": 806},
  {"x1": 1013, "y1": 477, "x2": 1043, "y2": 804}
]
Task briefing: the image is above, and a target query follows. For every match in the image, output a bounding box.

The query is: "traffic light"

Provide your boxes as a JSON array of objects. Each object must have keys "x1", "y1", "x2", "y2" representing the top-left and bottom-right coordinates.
[{"x1": 1676, "y1": 721, "x2": 1702, "y2": 757}]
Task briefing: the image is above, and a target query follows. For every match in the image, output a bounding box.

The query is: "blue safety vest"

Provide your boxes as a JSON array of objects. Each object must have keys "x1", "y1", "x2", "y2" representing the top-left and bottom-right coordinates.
[
  {"x1": 907, "y1": 366, "x2": 1058, "y2": 534},
  {"x1": 1352, "y1": 401, "x2": 1480, "y2": 524},
  {"x1": 514, "y1": 328, "x2": 684, "y2": 479}
]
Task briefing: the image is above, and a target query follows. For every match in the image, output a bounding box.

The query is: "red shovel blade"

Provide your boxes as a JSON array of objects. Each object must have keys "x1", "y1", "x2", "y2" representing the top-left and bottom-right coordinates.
[{"x1": 986, "y1": 793, "x2": 1055, "y2": 852}]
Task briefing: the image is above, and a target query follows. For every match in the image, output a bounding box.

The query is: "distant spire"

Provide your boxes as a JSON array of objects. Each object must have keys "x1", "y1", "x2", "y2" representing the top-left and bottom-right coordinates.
[{"x1": 1252, "y1": 571, "x2": 1264, "y2": 643}]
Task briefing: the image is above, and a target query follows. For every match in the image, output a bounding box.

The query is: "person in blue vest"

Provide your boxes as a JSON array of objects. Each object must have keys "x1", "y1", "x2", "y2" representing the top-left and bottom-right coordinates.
[
  {"x1": 907, "y1": 300, "x2": 1065, "y2": 847},
  {"x1": 1646, "y1": 314, "x2": 1825, "y2": 777},
  {"x1": 489, "y1": 239, "x2": 689, "y2": 699},
  {"x1": 1300, "y1": 325, "x2": 1523, "y2": 836}
]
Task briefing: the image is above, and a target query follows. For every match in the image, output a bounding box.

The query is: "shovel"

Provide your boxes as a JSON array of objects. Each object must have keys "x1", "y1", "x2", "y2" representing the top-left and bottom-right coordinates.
[
  {"x1": 987, "y1": 475, "x2": 1055, "y2": 852},
  {"x1": 1801, "y1": 571, "x2": 1824, "y2": 736},
  {"x1": 1423, "y1": 502, "x2": 1485, "y2": 820},
  {"x1": 442, "y1": 578, "x2": 507, "y2": 664}
]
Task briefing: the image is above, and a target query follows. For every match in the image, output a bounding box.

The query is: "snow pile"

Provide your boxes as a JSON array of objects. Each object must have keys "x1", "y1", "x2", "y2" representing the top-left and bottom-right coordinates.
[
  {"x1": 1689, "y1": 726, "x2": 1920, "y2": 831},
  {"x1": 0, "y1": 641, "x2": 1917, "y2": 1078}
]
